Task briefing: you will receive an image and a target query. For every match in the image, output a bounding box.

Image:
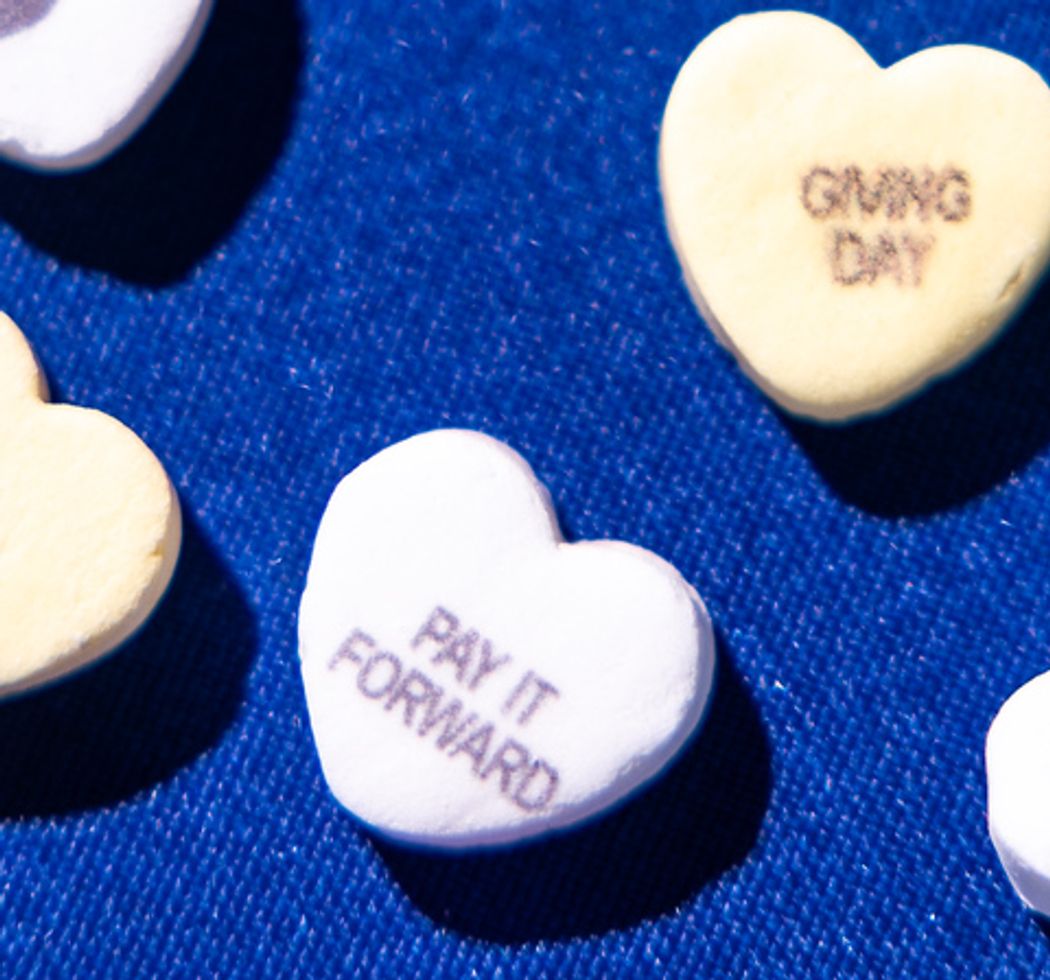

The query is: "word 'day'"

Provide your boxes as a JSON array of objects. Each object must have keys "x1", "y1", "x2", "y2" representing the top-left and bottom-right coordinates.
[{"x1": 298, "y1": 430, "x2": 715, "y2": 849}]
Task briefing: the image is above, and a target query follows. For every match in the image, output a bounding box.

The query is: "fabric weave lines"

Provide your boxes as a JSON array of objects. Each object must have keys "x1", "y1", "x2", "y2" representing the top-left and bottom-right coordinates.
[{"x1": 1, "y1": 0, "x2": 1048, "y2": 975}]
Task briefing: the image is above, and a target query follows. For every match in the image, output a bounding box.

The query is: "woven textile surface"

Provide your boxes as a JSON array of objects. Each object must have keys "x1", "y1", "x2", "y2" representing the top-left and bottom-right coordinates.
[{"x1": 1, "y1": 0, "x2": 1049, "y2": 975}]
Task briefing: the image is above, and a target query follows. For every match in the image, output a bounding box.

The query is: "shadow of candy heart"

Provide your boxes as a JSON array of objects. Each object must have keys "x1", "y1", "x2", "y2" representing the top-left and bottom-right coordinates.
[
  {"x1": 784, "y1": 272, "x2": 1050, "y2": 517},
  {"x1": 0, "y1": 0, "x2": 303, "y2": 286},
  {"x1": 0, "y1": 509, "x2": 256, "y2": 816},
  {"x1": 375, "y1": 635, "x2": 770, "y2": 942}
]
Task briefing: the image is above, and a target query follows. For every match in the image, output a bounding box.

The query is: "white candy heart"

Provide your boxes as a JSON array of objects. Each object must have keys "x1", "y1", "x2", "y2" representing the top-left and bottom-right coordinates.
[
  {"x1": 660, "y1": 12, "x2": 1050, "y2": 422},
  {"x1": 298, "y1": 430, "x2": 715, "y2": 849},
  {"x1": 0, "y1": 0, "x2": 213, "y2": 171},
  {"x1": 986, "y1": 670, "x2": 1050, "y2": 916},
  {"x1": 0, "y1": 314, "x2": 181, "y2": 697}
]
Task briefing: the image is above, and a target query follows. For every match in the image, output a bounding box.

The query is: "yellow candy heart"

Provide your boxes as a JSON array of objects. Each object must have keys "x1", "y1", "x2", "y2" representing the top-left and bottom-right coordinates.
[
  {"x1": 660, "y1": 12, "x2": 1050, "y2": 421},
  {"x1": 0, "y1": 315, "x2": 181, "y2": 697}
]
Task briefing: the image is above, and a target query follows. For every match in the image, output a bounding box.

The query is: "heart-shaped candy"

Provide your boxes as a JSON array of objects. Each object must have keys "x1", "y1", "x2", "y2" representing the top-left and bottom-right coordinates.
[
  {"x1": 0, "y1": 314, "x2": 181, "y2": 697},
  {"x1": 298, "y1": 430, "x2": 715, "y2": 848},
  {"x1": 0, "y1": 0, "x2": 213, "y2": 170},
  {"x1": 660, "y1": 12, "x2": 1050, "y2": 421},
  {"x1": 986, "y1": 670, "x2": 1050, "y2": 916}
]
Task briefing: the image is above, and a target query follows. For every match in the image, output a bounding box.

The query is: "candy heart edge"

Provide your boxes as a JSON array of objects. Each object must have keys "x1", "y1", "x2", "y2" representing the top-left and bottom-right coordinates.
[{"x1": 986, "y1": 670, "x2": 1050, "y2": 917}]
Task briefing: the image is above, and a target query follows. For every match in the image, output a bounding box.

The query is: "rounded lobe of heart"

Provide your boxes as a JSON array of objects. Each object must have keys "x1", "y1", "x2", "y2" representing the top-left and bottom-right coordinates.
[
  {"x1": 0, "y1": 314, "x2": 181, "y2": 698},
  {"x1": 0, "y1": 0, "x2": 214, "y2": 170},
  {"x1": 298, "y1": 430, "x2": 715, "y2": 848},
  {"x1": 986, "y1": 670, "x2": 1050, "y2": 916},
  {"x1": 660, "y1": 12, "x2": 1050, "y2": 421}
]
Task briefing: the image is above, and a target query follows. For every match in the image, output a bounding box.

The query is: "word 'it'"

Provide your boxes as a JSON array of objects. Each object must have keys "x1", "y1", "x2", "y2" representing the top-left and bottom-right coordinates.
[
  {"x1": 801, "y1": 165, "x2": 972, "y2": 223},
  {"x1": 412, "y1": 606, "x2": 560, "y2": 727}
]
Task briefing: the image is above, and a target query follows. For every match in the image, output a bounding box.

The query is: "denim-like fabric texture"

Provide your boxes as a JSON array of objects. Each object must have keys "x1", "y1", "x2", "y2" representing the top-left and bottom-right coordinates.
[{"x1": 1, "y1": 0, "x2": 1049, "y2": 975}]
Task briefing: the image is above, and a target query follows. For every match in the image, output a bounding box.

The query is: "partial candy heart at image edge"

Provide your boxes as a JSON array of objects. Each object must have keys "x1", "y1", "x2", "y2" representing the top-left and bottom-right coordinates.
[
  {"x1": 0, "y1": 0, "x2": 214, "y2": 171},
  {"x1": 986, "y1": 670, "x2": 1050, "y2": 918},
  {"x1": 0, "y1": 313, "x2": 181, "y2": 698}
]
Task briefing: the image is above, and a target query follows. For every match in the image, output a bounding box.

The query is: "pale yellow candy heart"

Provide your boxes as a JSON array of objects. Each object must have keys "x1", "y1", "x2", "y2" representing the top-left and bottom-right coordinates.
[
  {"x1": 0, "y1": 314, "x2": 181, "y2": 697},
  {"x1": 660, "y1": 12, "x2": 1050, "y2": 421}
]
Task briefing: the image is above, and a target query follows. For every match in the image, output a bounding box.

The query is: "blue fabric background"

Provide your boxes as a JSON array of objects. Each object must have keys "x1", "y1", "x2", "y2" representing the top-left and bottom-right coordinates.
[{"x1": 1, "y1": 0, "x2": 1049, "y2": 974}]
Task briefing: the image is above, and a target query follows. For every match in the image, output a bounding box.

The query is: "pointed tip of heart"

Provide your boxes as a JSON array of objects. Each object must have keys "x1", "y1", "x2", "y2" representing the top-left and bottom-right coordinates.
[{"x1": 0, "y1": 481, "x2": 182, "y2": 701}]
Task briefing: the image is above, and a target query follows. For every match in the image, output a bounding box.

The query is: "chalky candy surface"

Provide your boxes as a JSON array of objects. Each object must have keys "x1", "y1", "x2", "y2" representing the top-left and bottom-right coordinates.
[
  {"x1": 986, "y1": 670, "x2": 1050, "y2": 917},
  {"x1": 298, "y1": 430, "x2": 715, "y2": 849},
  {"x1": 660, "y1": 12, "x2": 1050, "y2": 422},
  {"x1": 0, "y1": 0, "x2": 213, "y2": 170},
  {"x1": 0, "y1": 314, "x2": 181, "y2": 697}
]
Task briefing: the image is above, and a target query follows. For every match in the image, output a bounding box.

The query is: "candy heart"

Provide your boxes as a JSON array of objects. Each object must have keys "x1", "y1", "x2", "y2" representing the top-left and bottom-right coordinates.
[
  {"x1": 0, "y1": 314, "x2": 181, "y2": 697},
  {"x1": 986, "y1": 670, "x2": 1050, "y2": 916},
  {"x1": 298, "y1": 430, "x2": 715, "y2": 849},
  {"x1": 0, "y1": 0, "x2": 213, "y2": 171},
  {"x1": 660, "y1": 12, "x2": 1050, "y2": 422}
]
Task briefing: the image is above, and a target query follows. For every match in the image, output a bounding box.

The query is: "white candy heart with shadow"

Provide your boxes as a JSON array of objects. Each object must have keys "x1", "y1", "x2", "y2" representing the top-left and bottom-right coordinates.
[
  {"x1": 298, "y1": 430, "x2": 715, "y2": 849},
  {"x1": 0, "y1": 0, "x2": 213, "y2": 170},
  {"x1": 986, "y1": 670, "x2": 1050, "y2": 916},
  {"x1": 660, "y1": 12, "x2": 1050, "y2": 422}
]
